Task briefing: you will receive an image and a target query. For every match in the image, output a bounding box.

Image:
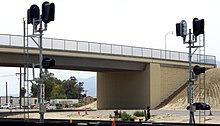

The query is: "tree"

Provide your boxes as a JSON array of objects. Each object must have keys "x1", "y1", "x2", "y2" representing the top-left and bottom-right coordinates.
[
  {"x1": 44, "y1": 74, "x2": 63, "y2": 100},
  {"x1": 63, "y1": 76, "x2": 84, "y2": 99},
  {"x1": 31, "y1": 74, "x2": 84, "y2": 100},
  {"x1": 21, "y1": 87, "x2": 26, "y2": 97},
  {"x1": 77, "y1": 82, "x2": 84, "y2": 99},
  {"x1": 31, "y1": 72, "x2": 64, "y2": 100},
  {"x1": 31, "y1": 83, "x2": 38, "y2": 97},
  {"x1": 50, "y1": 84, "x2": 66, "y2": 99},
  {"x1": 63, "y1": 76, "x2": 77, "y2": 99}
]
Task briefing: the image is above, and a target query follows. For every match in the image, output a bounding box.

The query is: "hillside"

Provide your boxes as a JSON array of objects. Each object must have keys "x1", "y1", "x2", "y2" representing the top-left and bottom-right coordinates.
[{"x1": 161, "y1": 68, "x2": 220, "y2": 110}]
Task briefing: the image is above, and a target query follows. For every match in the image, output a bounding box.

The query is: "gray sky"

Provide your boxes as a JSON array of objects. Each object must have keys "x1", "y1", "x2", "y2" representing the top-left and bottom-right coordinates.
[
  {"x1": 0, "y1": 0, "x2": 219, "y2": 56},
  {"x1": 0, "y1": 0, "x2": 219, "y2": 96}
]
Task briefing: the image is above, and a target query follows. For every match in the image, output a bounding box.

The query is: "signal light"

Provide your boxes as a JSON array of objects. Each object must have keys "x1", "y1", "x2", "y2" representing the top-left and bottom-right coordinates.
[
  {"x1": 42, "y1": 2, "x2": 55, "y2": 23},
  {"x1": 49, "y1": 3, "x2": 55, "y2": 22},
  {"x1": 193, "y1": 65, "x2": 205, "y2": 75},
  {"x1": 193, "y1": 18, "x2": 204, "y2": 37},
  {"x1": 42, "y1": 57, "x2": 55, "y2": 69},
  {"x1": 27, "y1": 9, "x2": 32, "y2": 24},
  {"x1": 176, "y1": 23, "x2": 181, "y2": 36},
  {"x1": 176, "y1": 20, "x2": 187, "y2": 38},
  {"x1": 27, "y1": 4, "x2": 40, "y2": 24}
]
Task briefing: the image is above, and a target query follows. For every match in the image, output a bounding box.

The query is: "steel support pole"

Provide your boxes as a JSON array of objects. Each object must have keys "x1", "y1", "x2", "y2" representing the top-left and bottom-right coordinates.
[
  {"x1": 20, "y1": 67, "x2": 22, "y2": 109},
  {"x1": 22, "y1": 18, "x2": 25, "y2": 109},
  {"x1": 188, "y1": 29, "x2": 195, "y2": 124},
  {"x1": 39, "y1": 17, "x2": 44, "y2": 123}
]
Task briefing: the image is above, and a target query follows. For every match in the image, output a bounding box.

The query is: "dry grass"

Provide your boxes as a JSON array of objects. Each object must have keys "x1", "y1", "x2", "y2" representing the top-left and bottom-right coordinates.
[{"x1": 76, "y1": 101, "x2": 97, "y2": 110}]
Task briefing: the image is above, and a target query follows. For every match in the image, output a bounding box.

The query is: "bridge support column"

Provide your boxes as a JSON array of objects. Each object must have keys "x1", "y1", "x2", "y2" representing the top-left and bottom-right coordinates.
[{"x1": 97, "y1": 63, "x2": 161, "y2": 109}]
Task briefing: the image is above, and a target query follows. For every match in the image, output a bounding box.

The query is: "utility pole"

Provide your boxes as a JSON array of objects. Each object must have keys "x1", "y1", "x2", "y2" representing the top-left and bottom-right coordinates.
[
  {"x1": 16, "y1": 67, "x2": 24, "y2": 109},
  {"x1": 6, "y1": 82, "x2": 8, "y2": 104}
]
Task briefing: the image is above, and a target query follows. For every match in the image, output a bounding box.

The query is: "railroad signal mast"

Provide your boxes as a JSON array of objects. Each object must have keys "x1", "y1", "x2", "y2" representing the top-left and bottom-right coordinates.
[
  {"x1": 26, "y1": 1, "x2": 55, "y2": 123},
  {"x1": 176, "y1": 18, "x2": 205, "y2": 124}
]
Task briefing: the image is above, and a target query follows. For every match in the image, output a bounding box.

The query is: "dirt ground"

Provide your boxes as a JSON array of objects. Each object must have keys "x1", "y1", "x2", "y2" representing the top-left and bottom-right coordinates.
[{"x1": 4, "y1": 109, "x2": 220, "y2": 124}]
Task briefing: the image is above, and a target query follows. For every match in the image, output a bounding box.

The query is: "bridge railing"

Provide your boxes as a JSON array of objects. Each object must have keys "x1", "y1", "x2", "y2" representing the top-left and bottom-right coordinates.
[{"x1": 0, "y1": 34, "x2": 216, "y2": 65}]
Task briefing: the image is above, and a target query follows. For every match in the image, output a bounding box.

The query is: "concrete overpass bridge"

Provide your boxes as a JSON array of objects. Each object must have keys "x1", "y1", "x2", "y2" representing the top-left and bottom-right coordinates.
[{"x1": 0, "y1": 34, "x2": 216, "y2": 109}]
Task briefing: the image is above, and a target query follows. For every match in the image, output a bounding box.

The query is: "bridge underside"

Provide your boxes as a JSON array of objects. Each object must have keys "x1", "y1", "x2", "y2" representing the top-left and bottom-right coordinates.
[
  {"x1": 97, "y1": 63, "x2": 161, "y2": 109},
  {"x1": 0, "y1": 51, "x2": 146, "y2": 72}
]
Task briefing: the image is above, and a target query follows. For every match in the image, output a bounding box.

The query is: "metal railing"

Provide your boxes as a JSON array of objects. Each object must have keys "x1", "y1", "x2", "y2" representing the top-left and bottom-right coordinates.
[{"x1": 0, "y1": 34, "x2": 216, "y2": 65}]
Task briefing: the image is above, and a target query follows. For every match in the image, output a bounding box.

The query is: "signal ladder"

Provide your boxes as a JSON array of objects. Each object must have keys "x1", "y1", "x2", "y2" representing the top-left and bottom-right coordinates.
[
  {"x1": 193, "y1": 33, "x2": 206, "y2": 124},
  {"x1": 23, "y1": 18, "x2": 30, "y2": 121}
]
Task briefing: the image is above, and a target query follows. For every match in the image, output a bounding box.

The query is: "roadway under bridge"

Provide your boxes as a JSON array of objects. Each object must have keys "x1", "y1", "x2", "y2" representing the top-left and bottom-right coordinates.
[{"x1": 0, "y1": 34, "x2": 216, "y2": 109}]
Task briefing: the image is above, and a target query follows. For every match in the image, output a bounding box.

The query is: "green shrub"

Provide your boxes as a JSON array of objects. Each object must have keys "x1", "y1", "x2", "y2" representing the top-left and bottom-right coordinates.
[
  {"x1": 133, "y1": 111, "x2": 145, "y2": 117},
  {"x1": 130, "y1": 115, "x2": 136, "y2": 121},
  {"x1": 55, "y1": 103, "x2": 63, "y2": 109},
  {"x1": 121, "y1": 111, "x2": 131, "y2": 121},
  {"x1": 109, "y1": 114, "x2": 113, "y2": 118},
  {"x1": 72, "y1": 103, "x2": 81, "y2": 108}
]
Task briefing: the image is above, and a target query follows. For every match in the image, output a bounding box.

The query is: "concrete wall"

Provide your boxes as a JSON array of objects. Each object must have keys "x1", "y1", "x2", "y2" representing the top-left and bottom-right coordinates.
[
  {"x1": 160, "y1": 65, "x2": 188, "y2": 102},
  {"x1": 149, "y1": 63, "x2": 161, "y2": 108},
  {"x1": 97, "y1": 63, "x2": 189, "y2": 109}
]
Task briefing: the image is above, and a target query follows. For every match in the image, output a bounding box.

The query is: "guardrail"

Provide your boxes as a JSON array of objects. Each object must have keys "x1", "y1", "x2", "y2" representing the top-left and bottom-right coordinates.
[{"x1": 0, "y1": 34, "x2": 216, "y2": 65}]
